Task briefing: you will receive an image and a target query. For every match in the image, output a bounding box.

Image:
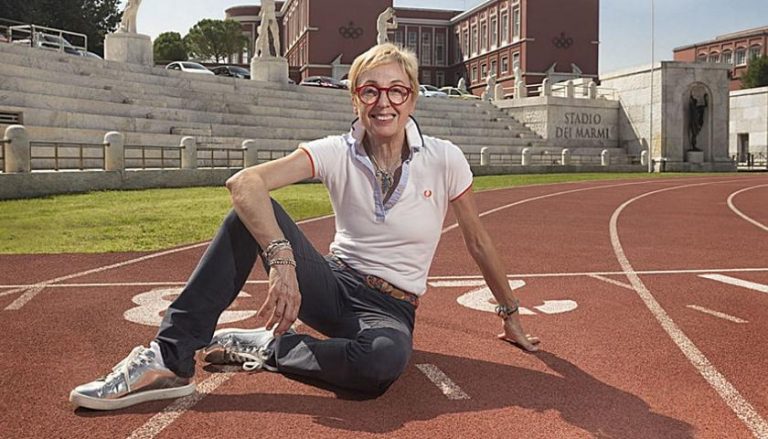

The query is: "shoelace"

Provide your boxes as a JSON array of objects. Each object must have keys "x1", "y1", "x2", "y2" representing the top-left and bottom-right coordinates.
[
  {"x1": 104, "y1": 346, "x2": 152, "y2": 391},
  {"x1": 222, "y1": 344, "x2": 270, "y2": 371}
]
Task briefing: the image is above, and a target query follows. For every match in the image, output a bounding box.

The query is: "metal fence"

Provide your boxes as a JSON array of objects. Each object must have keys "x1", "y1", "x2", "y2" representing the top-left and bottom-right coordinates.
[
  {"x1": 463, "y1": 150, "x2": 640, "y2": 166},
  {"x1": 124, "y1": 145, "x2": 182, "y2": 170},
  {"x1": 29, "y1": 141, "x2": 105, "y2": 171},
  {"x1": 255, "y1": 149, "x2": 292, "y2": 164},
  {"x1": 198, "y1": 147, "x2": 245, "y2": 169},
  {"x1": 734, "y1": 152, "x2": 768, "y2": 170}
]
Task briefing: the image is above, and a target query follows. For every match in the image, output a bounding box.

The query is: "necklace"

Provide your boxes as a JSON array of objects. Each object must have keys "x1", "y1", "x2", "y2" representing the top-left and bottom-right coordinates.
[{"x1": 369, "y1": 152, "x2": 401, "y2": 196}]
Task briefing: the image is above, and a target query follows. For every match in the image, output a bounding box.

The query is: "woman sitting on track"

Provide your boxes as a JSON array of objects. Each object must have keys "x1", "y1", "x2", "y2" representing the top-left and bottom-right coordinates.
[{"x1": 70, "y1": 43, "x2": 539, "y2": 411}]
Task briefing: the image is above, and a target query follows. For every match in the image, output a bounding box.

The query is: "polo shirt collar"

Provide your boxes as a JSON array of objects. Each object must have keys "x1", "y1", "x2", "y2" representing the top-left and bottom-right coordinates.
[{"x1": 344, "y1": 116, "x2": 424, "y2": 156}]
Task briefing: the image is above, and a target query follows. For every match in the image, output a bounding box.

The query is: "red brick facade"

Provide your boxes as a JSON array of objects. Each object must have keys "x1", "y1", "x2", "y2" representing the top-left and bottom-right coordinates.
[
  {"x1": 673, "y1": 26, "x2": 768, "y2": 91},
  {"x1": 226, "y1": 0, "x2": 599, "y2": 95}
]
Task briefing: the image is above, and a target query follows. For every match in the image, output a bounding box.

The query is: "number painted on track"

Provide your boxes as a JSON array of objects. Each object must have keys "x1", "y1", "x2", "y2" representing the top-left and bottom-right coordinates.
[
  {"x1": 431, "y1": 280, "x2": 578, "y2": 316},
  {"x1": 124, "y1": 287, "x2": 258, "y2": 327}
]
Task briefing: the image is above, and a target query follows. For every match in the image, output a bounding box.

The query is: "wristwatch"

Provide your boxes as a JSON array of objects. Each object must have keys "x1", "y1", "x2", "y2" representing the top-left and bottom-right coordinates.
[{"x1": 495, "y1": 298, "x2": 520, "y2": 320}]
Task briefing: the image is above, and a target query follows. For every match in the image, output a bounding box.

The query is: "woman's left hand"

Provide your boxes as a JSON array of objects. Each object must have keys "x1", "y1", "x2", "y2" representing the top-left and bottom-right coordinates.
[{"x1": 497, "y1": 314, "x2": 541, "y2": 352}]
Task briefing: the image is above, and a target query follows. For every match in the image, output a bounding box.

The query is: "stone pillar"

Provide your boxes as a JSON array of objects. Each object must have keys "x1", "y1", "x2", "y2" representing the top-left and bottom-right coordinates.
[
  {"x1": 566, "y1": 80, "x2": 575, "y2": 98},
  {"x1": 180, "y1": 136, "x2": 197, "y2": 170},
  {"x1": 4, "y1": 125, "x2": 30, "y2": 173},
  {"x1": 104, "y1": 33, "x2": 153, "y2": 66},
  {"x1": 521, "y1": 148, "x2": 531, "y2": 166},
  {"x1": 243, "y1": 139, "x2": 259, "y2": 167},
  {"x1": 588, "y1": 81, "x2": 598, "y2": 99},
  {"x1": 480, "y1": 147, "x2": 490, "y2": 166},
  {"x1": 515, "y1": 80, "x2": 527, "y2": 98},
  {"x1": 641, "y1": 150, "x2": 648, "y2": 166},
  {"x1": 104, "y1": 131, "x2": 125, "y2": 171},
  {"x1": 561, "y1": 149, "x2": 571, "y2": 166},
  {"x1": 494, "y1": 84, "x2": 505, "y2": 101},
  {"x1": 601, "y1": 149, "x2": 610, "y2": 166},
  {"x1": 541, "y1": 78, "x2": 552, "y2": 97}
]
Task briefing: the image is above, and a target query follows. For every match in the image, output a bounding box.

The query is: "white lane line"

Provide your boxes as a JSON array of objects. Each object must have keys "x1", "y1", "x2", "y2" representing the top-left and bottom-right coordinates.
[
  {"x1": 415, "y1": 364, "x2": 470, "y2": 400},
  {"x1": 4, "y1": 284, "x2": 46, "y2": 310},
  {"x1": 610, "y1": 180, "x2": 768, "y2": 439},
  {"x1": 0, "y1": 280, "x2": 271, "y2": 293},
  {"x1": 588, "y1": 274, "x2": 635, "y2": 290},
  {"x1": 426, "y1": 267, "x2": 768, "y2": 282},
  {"x1": 700, "y1": 274, "x2": 768, "y2": 294},
  {"x1": 126, "y1": 372, "x2": 236, "y2": 439},
  {"x1": 2, "y1": 215, "x2": 335, "y2": 311},
  {"x1": 727, "y1": 184, "x2": 768, "y2": 232},
  {"x1": 686, "y1": 305, "x2": 748, "y2": 324}
]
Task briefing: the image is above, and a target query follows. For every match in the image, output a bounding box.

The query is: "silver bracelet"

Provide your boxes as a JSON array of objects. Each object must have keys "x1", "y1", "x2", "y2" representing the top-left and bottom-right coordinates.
[
  {"x1": 495, "y1": 298, "x2": 520, "y2": 320},
  {"x1": 268, "y1": 257, "x2": 296, "y2": 267}
]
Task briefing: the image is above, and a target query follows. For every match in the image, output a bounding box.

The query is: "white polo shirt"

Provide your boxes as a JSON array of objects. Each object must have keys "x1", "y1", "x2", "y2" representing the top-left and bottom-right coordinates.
[{"x1": 299, "y1": 117, "x2": 473, "y2": 295}]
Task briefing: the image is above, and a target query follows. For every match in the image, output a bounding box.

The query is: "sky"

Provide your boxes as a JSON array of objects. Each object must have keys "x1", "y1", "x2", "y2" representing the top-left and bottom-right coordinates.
[{"x1": 129, "y1": 0, "x2": 768, "y2": 74}]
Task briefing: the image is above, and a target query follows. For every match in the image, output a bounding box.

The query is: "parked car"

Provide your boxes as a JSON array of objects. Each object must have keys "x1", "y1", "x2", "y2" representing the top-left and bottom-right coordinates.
[
  {"x1": 211, "y1": 65, "x2": 251, "y2": 79},
  {"x1": 299, "y1": 76, "x2": 346, "y2": 89},
  {"x1": 418, "y1": 84, "x2": 448, "y2": 98},
  {"x1": 439, "y1": 86, "x2": 481, "y2": 100},
  {"x1": 78, "y1": 50, "x2": 102, "y2": 59},
  {"x1": 165, "y1": 61, "x2": 214, "y2": 75},
  {"x1": 13, "y1": 32, "x2": 82, "y2": 55}
]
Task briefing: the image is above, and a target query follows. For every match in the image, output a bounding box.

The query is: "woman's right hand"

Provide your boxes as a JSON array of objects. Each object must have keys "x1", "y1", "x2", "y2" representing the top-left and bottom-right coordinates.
[{"x1": 259, "y1": 263, "x2": 301, "y2": 336}]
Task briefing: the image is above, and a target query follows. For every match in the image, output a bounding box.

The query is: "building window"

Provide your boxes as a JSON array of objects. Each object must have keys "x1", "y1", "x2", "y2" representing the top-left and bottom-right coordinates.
[
  {"x1": 436, "y1": 33, "x2": 445, "y2": 66},
  {"x1": 512, "y1": 6, "x2": 521, "y2": 40},
  {"x1": 491, "y1": 60, "x2": 497, "y2": 76},
  {"x1": 421, "y1": 69, "x2": 431, "y2": 85},
  {"x1": 472, "y1": 65, "x2": 478, "y2": 82},
  {"x1": 454, "y1": 32, "x2": 461, "y2": 62},
  {"x1": 436, "y1": 70, "x2": 445, "y2": 87},
  {"x1": 407, "y1": 30, "x2": 418, "y2": 53},
  {"x1": 735, "y1": 47, "x2": 747, "y2": 65},
  {"x1": 697, "y1": 53, "x2": 707, "y2": 62},
  {"x1": 491, "y1": 16, "x2": 498, "y2": 47},
  {"x1": 394, "y1": 30, "x2": 404, "y2": 47},
  {"x1": 722, "y1": 50, "x2": 733, "y2": 65},
  {"x1": 480, "y1": 21, "x2": 487, "y2": 51},
  {"x1": 512, "y1": 52, "x2": 520, "y2": 74},
  {"x1": 471, "y1": 25, "x2": 478, "y2": 54},
  {"x1": 501, "y1": 56, "x2": 509, "y2": 73},
  {"x1": 709, "y1": 52, "x2": 720, "y2": 63},
  {"x1": 481, "y1": 63, "x2": 487, "y2": 79},
  {"x1": 463, "y1": 29, "x2": 469, "y2": 57},
  {"x1": 501, "y1": 11, "x2": 509, "y2": 43},
  {"x1": 421, "y1": 32, "x2": 432, "y2": 65},
  {"x1": 749, "y1": 45, "x2": 762, "y2": 61}
]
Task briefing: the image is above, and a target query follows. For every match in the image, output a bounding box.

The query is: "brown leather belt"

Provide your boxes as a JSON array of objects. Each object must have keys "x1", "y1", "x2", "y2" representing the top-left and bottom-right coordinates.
[{"x1": 327, "y1": 254, "x2": 419, "y2": 309}]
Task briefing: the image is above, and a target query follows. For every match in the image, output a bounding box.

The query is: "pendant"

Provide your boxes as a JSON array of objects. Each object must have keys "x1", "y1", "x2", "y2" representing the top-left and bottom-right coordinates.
[{"x1": 378, "y1": 170, "x2": 393, "y2": 195}]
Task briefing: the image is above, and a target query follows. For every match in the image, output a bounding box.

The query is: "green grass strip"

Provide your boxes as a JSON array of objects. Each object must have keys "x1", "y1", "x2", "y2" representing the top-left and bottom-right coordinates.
[{"x1": 0, "y1": 172, "x2": 726, "y2": 254}]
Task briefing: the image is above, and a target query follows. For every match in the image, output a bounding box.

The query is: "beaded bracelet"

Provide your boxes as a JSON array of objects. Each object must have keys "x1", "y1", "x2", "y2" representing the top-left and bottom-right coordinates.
[{"x1": 264, "y1": 239, "x2": 292, "y2": 261}]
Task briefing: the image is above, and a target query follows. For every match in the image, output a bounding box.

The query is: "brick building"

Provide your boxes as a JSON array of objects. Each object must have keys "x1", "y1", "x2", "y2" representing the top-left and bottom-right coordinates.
[
  {"x1": 226, "y1": 0, "x2": 599, "y2": 95},
  {"x1": 673, "y1": 26, "x2": 768, "y2": 91}
]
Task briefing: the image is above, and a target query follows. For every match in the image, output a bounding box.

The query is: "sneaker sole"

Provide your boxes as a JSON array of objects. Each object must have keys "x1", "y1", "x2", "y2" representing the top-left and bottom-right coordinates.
[{"x1": 69, "y1": 382, "x2": 196, "y2": 411}]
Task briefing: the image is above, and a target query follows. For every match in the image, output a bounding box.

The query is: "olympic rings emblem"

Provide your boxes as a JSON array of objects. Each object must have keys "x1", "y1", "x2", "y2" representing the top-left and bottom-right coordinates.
[
  {"x1": 339, "y1": 22, "x2": 364, "y2": 39},
  {"x1": 552, "y1": 32, "x2": 573, "y2": 49}
]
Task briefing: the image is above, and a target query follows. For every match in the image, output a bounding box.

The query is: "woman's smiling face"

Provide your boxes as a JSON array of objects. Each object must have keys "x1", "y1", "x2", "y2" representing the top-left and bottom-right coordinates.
[{"x1": 353, "y1": 62, "x2": 417, "y2": 143}]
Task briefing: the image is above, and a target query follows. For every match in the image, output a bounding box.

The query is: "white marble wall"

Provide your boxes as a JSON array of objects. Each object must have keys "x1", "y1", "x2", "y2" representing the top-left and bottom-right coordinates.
[{"x1": 729, "y1": 86, "x2": 768, "y2": 159}]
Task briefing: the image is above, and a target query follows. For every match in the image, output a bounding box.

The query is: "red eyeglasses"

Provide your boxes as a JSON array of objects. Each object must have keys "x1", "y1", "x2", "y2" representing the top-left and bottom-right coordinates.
[{"x1": 354, "y1": 84, "x2": 413, "y2": 106}]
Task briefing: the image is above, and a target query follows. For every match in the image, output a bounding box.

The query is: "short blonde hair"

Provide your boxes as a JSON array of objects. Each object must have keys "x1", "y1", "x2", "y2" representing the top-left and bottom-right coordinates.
[{"x1": 348, "y1": 43, "x2": 420, "y2": 99}]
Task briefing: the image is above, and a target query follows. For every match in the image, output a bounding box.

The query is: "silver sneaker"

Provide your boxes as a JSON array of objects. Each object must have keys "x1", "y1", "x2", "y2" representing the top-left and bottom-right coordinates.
[
  {"x1": 201, "y1": 327, "x2": 291, "y2": 372},
  {"x1": 69, "y1": 345, "x2": 195, "y2": 411}
]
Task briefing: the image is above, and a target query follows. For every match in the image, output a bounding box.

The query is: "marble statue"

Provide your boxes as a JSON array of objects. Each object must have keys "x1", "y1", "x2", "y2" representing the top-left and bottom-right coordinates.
[
  {"x1": 457, "y1": 77, "x2": 467, "y2": 92},
  {"x1": 118, "y1": 0, "x2": 142, "y2": 34},
  {"x1": 484, "y1": 72, "x2": 497, "y2": 101},
  {"x1": 255, "y1": 0, "x2": 281, "y2": 57},
  {"x1": 376, "y1": 7, "x2": 398, "y2": 45}
]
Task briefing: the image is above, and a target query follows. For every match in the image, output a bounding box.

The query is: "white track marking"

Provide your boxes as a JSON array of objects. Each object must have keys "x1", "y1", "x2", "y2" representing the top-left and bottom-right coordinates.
[
  {"x1": 1, "y1": 215, "x2": 335, "y2": 311},
  {"x1": 588, "y1": 274, "x2": 635, "y2": 290},
  {"x1": 727, "y1": 184, "x2": 768, "y2": 232},
  {"x1": 126, "y1": 372, "x2": 236, "y2": 439},
  {"x1": 3, "y1": 284, "x2": 46, "y2": 310},
  {"x1": 415, "y1": 364, "x2": 470, "y2": 400},
  {"x1": 686, "y1": 305, "x2": 748, "y2": 324},
  {"x1": 610, "y1": 180, "x2": 768, "y2": 438},
  {"x1": 700, "y1": 274, "x2": 768, "y2": 295},
  {"x1": 124, "y1": 289, "x2": 257, "y2": 327},
  {"x1": 427, "y1": 267, "x2": 768, "y2": 282}
]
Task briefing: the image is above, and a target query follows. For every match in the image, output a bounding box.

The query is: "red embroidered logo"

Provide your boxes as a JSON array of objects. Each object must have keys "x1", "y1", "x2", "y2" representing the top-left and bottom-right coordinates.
[{"x1": 423, "y1": 189, "x2": 433, "y2": 198}]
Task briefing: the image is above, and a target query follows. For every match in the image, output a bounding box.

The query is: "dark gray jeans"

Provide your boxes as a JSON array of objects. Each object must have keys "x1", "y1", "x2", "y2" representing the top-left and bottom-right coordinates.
[{"x1": 155, "y1": 200, "x2": 416, "y2": 396}]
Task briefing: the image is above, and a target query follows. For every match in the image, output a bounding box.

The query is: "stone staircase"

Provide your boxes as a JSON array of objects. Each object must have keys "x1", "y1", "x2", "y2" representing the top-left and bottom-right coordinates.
[{"x1": 0, "y1": 42, "x2": 544, "y2": 160}]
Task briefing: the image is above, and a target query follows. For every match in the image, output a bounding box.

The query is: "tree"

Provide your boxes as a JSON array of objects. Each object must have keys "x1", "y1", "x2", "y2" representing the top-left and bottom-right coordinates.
[
  {"x1": 153, "y1": 31, "x2": 188, "y2": 62},
  {"x1": 741, "y1": 55, "x2": 768, "y2": 89},
  {"x1": 1, "y1": 0, "x2": 122, "y2": 56},
  {"x1": 184, "y1": 19, "x2": 247, "y2": 63}
]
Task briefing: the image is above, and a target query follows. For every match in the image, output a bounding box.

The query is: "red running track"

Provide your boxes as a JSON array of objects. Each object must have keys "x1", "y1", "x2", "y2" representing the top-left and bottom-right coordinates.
[{"x1": 0, "y1": 174, "x2": 766, "y2": 439}]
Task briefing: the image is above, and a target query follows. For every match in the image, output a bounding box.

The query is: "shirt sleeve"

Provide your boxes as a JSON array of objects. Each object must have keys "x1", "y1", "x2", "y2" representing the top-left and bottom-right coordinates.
[
  {"x1": 445, "y1": 141, "x2": 474, "y2": 201},
  {"x1": 298, "y1": 136, "x2": 343, "y2": 182}
]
